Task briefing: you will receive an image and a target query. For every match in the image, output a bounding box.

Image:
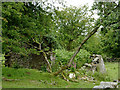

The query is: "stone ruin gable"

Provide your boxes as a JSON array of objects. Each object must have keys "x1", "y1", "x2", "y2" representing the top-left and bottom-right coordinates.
[
  {"x1": 82, "y1": 54, "x2": 106, "y2": 74},
  {"x1": 4, "y1": 52, "x2": 50, "y2": 70},
  {"x1": 28, "y1": 52, "x2": 47, "y2": 70},
  {"x1": 92, "y1": 54, "x2": 106, "y2": 73}
]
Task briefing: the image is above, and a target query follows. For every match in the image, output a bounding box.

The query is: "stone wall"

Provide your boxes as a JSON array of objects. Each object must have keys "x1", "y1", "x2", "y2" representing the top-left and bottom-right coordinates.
[{"x1": 4, "y1": 52, "x2": 49, "y2": 70}]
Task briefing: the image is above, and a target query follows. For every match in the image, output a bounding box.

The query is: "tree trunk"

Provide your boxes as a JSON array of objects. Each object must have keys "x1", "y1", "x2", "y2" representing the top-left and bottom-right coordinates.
[{"x1": 54, "y1": 24, "x2": 101, "y2": 76}]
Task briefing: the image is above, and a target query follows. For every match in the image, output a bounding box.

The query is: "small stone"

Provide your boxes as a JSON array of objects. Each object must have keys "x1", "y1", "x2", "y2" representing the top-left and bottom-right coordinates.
[
  {"x1": 84, "y1": 63, "x2": 92, "y2": 67},
  {"x1": 93, "y1": 85, "x2": 103, "y2": 88},
  {"x1": 69, "y1": 73, "x2": 75, "y2": 79},
  {"x1": 66, "y1": 79, "x2": 69, "y2": 82},
  {"x1": 75, "y1": 71, "x2": 79, "y2": 74},
  {"x1": 83, "y1": 66, "x2": 86, "y2": 68}
]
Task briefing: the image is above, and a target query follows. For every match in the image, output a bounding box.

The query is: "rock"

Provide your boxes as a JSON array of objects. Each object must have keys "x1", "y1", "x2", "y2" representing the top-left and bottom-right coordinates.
[
  {"x1": 83, "y1": 66, "x2": 86, "y2": 68},
  {"x1": 88, "y1": 78, "x2": 94, "y2": 82},
  {"x1": 93, "y1": 85, "x2": 103, "y2": 89},
  {"x1": 82, "y1": 77, "x2": 86, "y2": 80},
  {"x1": 92, "y1": 57, "x2": 99, "y2": 63},
  {"x1": 93, "y1": 81, "x2": 118, "y2": 89},
  {"x1": 100, "y1": 81, "x2": 118, "y2": 88},
  {"x1": 81, "y1": 76, "x2": 89, "y2": 81},
  {"x1": 91, "y1": 55, "x2": 106, "y2": 74},
  {"x1": 75, "y1": 71, "x2": 80, "y2": 74},
  {"x1": 98, "y1": 55, "x2": 106, "y2": 73},
  {"x1": 69, "y1": 73, "x2": 75, "y2": 79},
  {"x1": 81, "y1": 67, "x2": 85, "y2": 70},
  {"x1": 84, "y1": 63, "x2": 92, "y2": 67}
]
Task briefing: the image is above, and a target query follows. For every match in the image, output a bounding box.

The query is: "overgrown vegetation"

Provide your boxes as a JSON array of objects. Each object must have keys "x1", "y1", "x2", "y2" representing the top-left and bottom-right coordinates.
[
  {"x1": 53, "y1": 49, "x2": 91, "y2": 72},
  {"x1": 1, "y1": 1, "x2": 120, "y2": 88}
]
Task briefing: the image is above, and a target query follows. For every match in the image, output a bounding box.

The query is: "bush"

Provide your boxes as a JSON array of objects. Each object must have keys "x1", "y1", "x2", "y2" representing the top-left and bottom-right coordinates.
[
  {"x1": 0, "y1": 54, "x2": 5, "y2": 66},
  {"x1": 92, "y1": 71, "x2": 111, "y2": 81},
  {"x1": 53, "y1": 49, "x2": 92, "y2": 72},
  {"x1": 75, "y1": 49, "x2": 92, "y2": 68}
]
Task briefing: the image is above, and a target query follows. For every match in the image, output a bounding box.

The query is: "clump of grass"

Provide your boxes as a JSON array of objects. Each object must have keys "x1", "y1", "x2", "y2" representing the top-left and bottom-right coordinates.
[{"x1": 105, "y1": 62, "x2": 118, "y2": 81}]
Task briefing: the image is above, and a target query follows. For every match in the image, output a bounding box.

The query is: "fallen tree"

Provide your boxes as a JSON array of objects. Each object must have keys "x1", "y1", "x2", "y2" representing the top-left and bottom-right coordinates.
[{"x1": 54, "y1": 22, "x2": 101, "y2": 76}]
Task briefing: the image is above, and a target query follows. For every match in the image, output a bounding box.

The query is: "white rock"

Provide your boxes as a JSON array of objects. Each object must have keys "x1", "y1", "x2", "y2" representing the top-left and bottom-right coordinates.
[
  {"x1": 83, "y1": 66, "x2": 86, "y2": 68},
  {"x1": 84, "y1": 63, "x2": 92, "y2": 67},
  {"x1": 93, "y1": 85, "x2": 103, "y2": 88},
  {"x1": 100, "y1": 81, "x2": 118, "y2": 88},
  {"x1": 93, "y1": 81, "x2": 118, "y2": 89},
  {"x1": 69, "y1": 73, "x2": 75, "y2": 79},
  {"x1": 75, "y1": 71, "x2": 80, "y2": 74},
  {"x1": 81, "y1": 67, "x2": 85, "y2": 70},
  {"x1": 93, "y1": 57, "x2": 99, "y2": 62}
]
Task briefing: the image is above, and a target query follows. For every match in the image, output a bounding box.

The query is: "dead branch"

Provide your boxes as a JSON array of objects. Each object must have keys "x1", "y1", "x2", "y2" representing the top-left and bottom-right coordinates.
[
  {"x1": 2, "y1": 77, "x2": 20, "y2": 81},
  {"x1": 43, "y1": 51, "x2": 52, "y2": 73}
]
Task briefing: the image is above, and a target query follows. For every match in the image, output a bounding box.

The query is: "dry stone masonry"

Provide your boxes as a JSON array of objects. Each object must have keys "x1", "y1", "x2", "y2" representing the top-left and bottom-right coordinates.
[{"x1": 81, "y1": 54, "x2": 106, "y2": 74}]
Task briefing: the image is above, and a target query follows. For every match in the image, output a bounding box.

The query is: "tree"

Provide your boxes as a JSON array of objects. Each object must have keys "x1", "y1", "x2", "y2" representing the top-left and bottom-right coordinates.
[
  {"x1": 54, "y1": 1, "x2": 120, "y2": 75},
  {"x1": 2, "y1": 2, "x2": 58, "y2": 70},
  {"x1": 54, "y1": 6, "x2": 95, "y2": 51},
  {"x1": 83, "y1": 32, "x2": 102, "y2": 54},
  {"x1": 92, "y1": 1, "x2": 120, "y2": 58},
  {"x1": 54, "y1": 21, "x2": 101, "y2": 76}
]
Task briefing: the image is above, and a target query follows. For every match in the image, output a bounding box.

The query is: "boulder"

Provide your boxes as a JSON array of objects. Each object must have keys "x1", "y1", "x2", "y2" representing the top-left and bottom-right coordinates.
[
  {"x1": 100, "y1": 81, "x2": 118, "y2": 88},
  {"x1": 93, "y1": 81, "x2": 118, "y2": 89}
]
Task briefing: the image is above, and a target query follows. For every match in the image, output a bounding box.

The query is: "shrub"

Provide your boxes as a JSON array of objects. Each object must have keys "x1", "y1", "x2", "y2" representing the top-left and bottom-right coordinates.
[
  {"x1": 0, "y1": 54, "x2": 5, "y2": 66},
  {"x1": 75, "y1": 49, "x2": 92, "y2": 68},
  {"x1": 92, "y1": 71, "x2": 111, "y2": 81},
  {"x1": 53, "y1": 49, "x2": 92, "y2": 72}
]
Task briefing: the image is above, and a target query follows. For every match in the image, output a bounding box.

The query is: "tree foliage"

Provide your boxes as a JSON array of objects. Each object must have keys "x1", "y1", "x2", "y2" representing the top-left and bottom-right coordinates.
[
  {"x1": 54, "y1": 6, "x2": 95, "y2": 50},
  {"x1": 2, "y1": 2, "x2": 63, "y2": 69},
  {"x1": 2, "y1": 2, "x2": 58, "y2": 57},
  {"x1": 92, "y1": 1, "x2": 120, "y2": 57},
  {"x1": 2, "y1": 1, "x2": 119, "y2": 74}
]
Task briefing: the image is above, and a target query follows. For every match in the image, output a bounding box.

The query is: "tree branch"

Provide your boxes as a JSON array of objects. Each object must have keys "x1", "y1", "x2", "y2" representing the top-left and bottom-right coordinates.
[{"x1": 54, "y1": 24, "x2": 101, "y2": 76}]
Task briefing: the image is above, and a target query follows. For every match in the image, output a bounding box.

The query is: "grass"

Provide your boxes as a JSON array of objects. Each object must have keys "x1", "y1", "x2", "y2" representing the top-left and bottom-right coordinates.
[
  {"x1": 2, "y1": 67, "x2": 95, "y2": 88},
  {"x1": 104, "y1": 62, "x2": 118, "y2": 81},
  {"x1": 2, "y1": 62, "x2": 118, "y2": 88}
]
